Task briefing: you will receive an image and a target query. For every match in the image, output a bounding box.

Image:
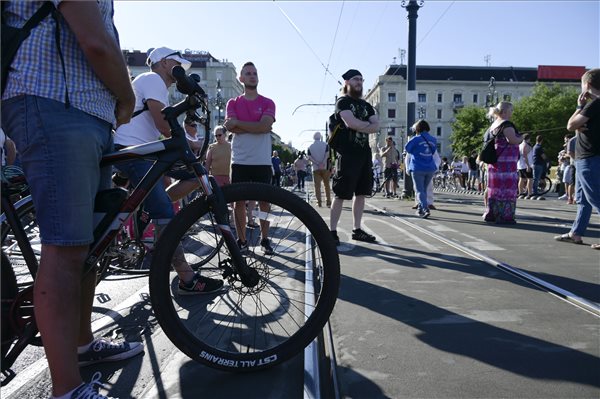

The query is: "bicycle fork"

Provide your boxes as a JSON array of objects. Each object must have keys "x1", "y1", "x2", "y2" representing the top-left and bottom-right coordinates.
[{"x1": 198, "y1": 172, "x2": 260, "y2": 288}]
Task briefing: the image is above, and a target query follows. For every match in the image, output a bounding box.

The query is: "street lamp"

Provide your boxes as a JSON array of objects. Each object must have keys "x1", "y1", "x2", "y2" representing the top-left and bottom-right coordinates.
[
  {"x1": 400, "y1": 0, "x2": 424, "y2": 199},
  {"x1": 211, "y1": 78, "x2": 226, "y2": 125},
  {"x1": 485, "y1": 77, "x2": 498, "y2": 109}
]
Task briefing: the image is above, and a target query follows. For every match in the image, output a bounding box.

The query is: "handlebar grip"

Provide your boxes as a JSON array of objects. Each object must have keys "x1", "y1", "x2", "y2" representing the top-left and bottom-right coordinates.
[{"x1": 172, "y1": 65, "x2": 207, "y2": 98}]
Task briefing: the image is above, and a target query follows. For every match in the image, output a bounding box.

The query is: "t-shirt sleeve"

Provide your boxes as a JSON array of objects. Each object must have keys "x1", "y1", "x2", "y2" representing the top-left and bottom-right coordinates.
[
  {"x1": 225, "y1": 98, "x2": 237, "y2": 119},
  {"x1": 262, "y1": 97, "x2": 276, "y2": 121},
  {"x1": 139, "y1": 74, "x2": 168, "y2": 105},
  {"x1": 335, "y1": 96, "x2": 351, "y2": 113},
  {"x1": 581, "y1": 98, "x2": 600, "y2": 119}
]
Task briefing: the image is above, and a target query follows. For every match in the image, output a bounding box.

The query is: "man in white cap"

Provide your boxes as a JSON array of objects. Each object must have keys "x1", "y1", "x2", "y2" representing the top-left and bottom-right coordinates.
[
  {"x1": 114, "y1": 47, "x2": 224, "y2": 295},
  {"x1": 307, "y1": 131, "x2": 332, "y2": 207}
]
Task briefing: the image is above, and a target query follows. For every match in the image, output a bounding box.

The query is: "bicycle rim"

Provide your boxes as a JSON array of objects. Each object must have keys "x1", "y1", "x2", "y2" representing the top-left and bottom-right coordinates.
[{"x1": 149, "y1": 183, "x2": 340, "y2": 371}]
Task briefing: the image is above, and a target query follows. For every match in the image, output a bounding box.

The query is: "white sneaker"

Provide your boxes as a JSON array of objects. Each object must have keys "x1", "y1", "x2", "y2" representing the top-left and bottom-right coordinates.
[{"x1": 558, "y1": 194, "x2": 567, "y2": 200}]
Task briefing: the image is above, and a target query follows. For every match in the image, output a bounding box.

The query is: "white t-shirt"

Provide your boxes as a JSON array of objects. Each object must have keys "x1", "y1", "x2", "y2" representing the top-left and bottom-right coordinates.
[
  {"x1": 517, "y1": 142, "x2": 533, "y2": 170},
  {"x1": 114, "y1": 72, "x2": 169, "y2": 146}
]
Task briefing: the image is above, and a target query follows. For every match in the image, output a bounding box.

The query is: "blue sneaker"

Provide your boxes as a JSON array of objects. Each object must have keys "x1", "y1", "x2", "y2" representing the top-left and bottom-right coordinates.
[
  {"x1": 70, "y1": 372, "x2": 115, "y2": 398},
  {"x1": 78, "y1": 338, "x2": 143, "y2": 367}
]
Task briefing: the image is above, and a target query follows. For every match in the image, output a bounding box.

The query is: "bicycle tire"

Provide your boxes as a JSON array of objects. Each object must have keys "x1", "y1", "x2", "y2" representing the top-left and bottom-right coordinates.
[
  {"x1": 149, "y1": 182, "x2": 340, "y2": 372},
  {"x1": 1, "y1": 251, "x2": 18, "y2": 369},
  {"x1": 536, "y1": 176, "x2": 552, "y2": 196}
]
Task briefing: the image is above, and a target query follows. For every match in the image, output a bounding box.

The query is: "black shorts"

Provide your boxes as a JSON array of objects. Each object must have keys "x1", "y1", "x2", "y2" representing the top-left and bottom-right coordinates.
[
  {"x1": 518, "y1": 168, "x2": 533, "y2": 179},
  {"x1": 332, "y1": 153, "x2": 373, "y2": 200},
  {"x1": 384, "y1": 167, "x2": 398, "y2": 181},
  {"x1": 231, "y1": 164, "x2": 272, "y2": 184}
]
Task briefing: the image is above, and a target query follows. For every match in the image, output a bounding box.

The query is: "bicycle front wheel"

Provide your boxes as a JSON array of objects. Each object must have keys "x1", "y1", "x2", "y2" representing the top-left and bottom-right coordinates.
[{"x1": 149, "y1": 183, "x2": 340, "y2": 372}]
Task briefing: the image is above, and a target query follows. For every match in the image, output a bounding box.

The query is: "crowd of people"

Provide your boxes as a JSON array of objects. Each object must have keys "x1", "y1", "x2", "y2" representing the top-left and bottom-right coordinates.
[{"x1": 0, "y1": 1, "x2": 597, "y2": 397}]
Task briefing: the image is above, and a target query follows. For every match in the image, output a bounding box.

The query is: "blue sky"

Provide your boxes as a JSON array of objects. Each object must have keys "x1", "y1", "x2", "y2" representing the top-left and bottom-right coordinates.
[{"x1": 113, "y1": 1, "x2": 599, "y2": 149}]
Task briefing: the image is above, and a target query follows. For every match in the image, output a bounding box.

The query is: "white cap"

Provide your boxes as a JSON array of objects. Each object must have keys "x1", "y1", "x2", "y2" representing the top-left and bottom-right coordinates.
[{"x1": 146, "y1": 47, "x2": 191, "y2": 70}]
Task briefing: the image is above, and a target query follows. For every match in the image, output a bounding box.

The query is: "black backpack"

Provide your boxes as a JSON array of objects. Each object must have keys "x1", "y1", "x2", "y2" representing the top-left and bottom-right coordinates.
[{"x1": 1, "y1": 2, "x2": 54, "y2": 95}]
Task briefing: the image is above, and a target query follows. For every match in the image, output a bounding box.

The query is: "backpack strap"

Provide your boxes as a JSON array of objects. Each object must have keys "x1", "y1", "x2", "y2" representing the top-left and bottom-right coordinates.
[{"x1": 132, "y1": 100, "x2": 149, "y2": 118}]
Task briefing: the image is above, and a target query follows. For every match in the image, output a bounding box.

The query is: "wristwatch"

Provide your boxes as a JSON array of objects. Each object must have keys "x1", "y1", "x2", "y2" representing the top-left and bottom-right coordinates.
[{"x1": 576, "y1": 104, "x2": 585, "y2": 110}]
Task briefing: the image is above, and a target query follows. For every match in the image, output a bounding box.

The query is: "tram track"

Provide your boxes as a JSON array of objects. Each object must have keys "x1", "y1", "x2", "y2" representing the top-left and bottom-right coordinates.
[{"x1": 368, "y1": 202, "x2": 600, "y2": 318}]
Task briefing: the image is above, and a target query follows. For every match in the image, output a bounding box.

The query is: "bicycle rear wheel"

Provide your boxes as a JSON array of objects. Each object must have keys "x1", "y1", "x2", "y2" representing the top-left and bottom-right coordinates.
[
  {"x1": 149, "y1": 182, "x2": 340, "y2": 372},
  {"x1": 536, "y1": 176, "x2": 552, "y2": 196}
]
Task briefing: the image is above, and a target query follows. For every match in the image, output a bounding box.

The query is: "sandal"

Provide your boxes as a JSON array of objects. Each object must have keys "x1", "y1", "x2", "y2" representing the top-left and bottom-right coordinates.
[
  {"x1": 554, "y1": 234, "x2": 584, "y2": 245},
  {"x1": 591, "y1": 243, "x2": 600, "y2": 250}
]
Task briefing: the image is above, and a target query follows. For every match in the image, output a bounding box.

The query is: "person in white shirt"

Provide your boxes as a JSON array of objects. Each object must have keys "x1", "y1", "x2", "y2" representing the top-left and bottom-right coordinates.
[{"x1": 114, "y1": 47, "x2": 223, "y2": 295}]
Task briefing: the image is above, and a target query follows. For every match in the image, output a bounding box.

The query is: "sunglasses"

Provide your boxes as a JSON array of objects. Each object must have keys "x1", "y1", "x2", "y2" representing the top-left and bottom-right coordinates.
[
  {"x1": 165, "y1": 51, "x2": 182, "y2": 59},
  {"x1": 215, "y1": 134, "x2": 223, "y2": 137}
]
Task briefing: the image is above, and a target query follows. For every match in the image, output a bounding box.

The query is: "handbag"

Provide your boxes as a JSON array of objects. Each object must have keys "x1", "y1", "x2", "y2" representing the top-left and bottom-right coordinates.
[{"x1": 479, "y1": 122, "x2": 509, "y2": 164}]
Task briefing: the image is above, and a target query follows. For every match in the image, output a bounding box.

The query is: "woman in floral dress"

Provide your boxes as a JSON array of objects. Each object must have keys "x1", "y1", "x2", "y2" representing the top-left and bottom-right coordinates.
[{"x1": 482, "y1": 102, "x2": 523, "y2": 223}]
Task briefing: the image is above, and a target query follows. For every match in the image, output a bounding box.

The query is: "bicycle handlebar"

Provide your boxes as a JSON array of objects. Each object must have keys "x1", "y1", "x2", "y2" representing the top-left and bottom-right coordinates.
[{"x1": 172, "y1": 65, "x2": 207, "y2": 99}]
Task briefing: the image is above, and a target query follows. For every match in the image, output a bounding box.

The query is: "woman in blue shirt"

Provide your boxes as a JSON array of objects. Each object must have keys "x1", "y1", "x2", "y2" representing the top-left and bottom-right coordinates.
[{"x1": 405, "y1": 120, "x2": 437, "y2": 218}]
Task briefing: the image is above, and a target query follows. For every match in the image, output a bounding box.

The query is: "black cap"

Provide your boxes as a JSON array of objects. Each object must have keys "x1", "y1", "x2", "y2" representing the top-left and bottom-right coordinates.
[{"x1": 342, "y1": 69, "x2": 362, "y2": 81}]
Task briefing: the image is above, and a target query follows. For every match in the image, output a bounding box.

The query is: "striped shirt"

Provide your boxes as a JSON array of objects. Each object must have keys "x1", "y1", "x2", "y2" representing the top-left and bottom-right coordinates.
[{"x1": 2, "y1": 0, "x2": 118, "y2": 126}]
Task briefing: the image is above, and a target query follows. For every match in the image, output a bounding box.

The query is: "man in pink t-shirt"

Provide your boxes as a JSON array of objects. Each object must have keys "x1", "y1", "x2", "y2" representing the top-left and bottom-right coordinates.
[{"x1": 224, "y1": 62, "x2": 276, "y2": 255}]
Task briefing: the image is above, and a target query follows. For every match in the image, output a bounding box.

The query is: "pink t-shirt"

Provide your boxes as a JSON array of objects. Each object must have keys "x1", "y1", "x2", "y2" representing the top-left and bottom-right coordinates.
[
  {"x1": 226, "y1": 95, "x2": 276, "y2": 165},
  {"x1": 226, "y1": 95, "x2": 276, "y2": 122}
]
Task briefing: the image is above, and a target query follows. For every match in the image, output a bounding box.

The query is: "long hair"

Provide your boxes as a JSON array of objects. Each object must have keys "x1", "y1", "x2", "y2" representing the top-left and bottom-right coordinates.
[{"x1": 487, "y1": 101, "x2": 513, "y2": 119}]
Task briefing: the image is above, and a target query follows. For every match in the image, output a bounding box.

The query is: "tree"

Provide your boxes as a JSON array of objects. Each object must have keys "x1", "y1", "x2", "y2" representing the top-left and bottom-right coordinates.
[
  {"x1": 272, "y1": 144, "x2": 294, "y2": 164},
  {"x1": 450, "y1": 83, "x2": 578, "y2": 164},
  {"x1": 512, "y1": 83, "x2": 578, "y2": 164},
  {"x1": 449, "y1": 106, "x2": 488, "y2": 158}
]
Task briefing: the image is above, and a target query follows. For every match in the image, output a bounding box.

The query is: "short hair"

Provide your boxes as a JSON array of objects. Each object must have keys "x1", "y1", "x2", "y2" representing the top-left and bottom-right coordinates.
[
  {"x1": 242, "y1": 61, "x2": 255, "y2": 69},
  {"x1": 412, "y1": 119, "x2": 430, "y2": 133},
  {"x1": 582, "y1": 68, "x2": 600, "y2": 90},
  {"x1": 536, "y1": 135, "x2": 543, "y2": 143},
  {"x1": 522, "y1": 133, "x2": 530, "y2": 142}
]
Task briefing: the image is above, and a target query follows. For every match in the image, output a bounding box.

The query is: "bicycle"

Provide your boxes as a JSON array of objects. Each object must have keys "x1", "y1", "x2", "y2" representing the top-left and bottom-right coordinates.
[
  {"x1": 1, "y1": 66, "x2": 340, "y2": 382},
  {"x1": 535, "y1": 175, "x2": 553, "y2": 196},
  {"x1": 371, "y1": 169, "x2": 398, "y2": 197}
]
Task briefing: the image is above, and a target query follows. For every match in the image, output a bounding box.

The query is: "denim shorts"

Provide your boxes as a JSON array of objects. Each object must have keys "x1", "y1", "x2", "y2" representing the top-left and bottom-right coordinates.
[{"x1": 1, "y1": 96, "x2": 113, "y2": 246}]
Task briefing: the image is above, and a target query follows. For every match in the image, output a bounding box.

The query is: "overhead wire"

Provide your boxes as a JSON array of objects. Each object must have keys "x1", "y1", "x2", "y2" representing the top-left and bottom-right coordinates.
[
  {"x1": 319, "y1": 1, "x2": 346, "y2": 101},
  {"x1": 273, "y1": 1, "x2": 341, "y2": 86},
  {"x1": 417, "y1": 1, "x2": 455, "y2": 47}
]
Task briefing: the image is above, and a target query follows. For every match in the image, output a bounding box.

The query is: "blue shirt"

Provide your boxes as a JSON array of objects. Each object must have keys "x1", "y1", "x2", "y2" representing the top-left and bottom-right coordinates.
[
  {"x1": 405, "y1": 131, "x2": 437, "y2": 172},
  {"x1": 2, "y1": 0, "x2": 119, "y2": 127},
  {"x1": 272, "y1": 156, "x2": 282, "y2": 173}
]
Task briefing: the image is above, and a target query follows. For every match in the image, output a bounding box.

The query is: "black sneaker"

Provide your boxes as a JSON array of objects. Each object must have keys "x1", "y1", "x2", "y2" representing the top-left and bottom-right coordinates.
[
  {"x1": 331, "y1": 230, "x2": 340, "y2": 246},
  {"x1": 237, "y1": 239, "x2": 249, "y2": 253},
  {"x1": 260, "y1": 238, "x2": 274, "y2": 255},
  {"x1": 352, "y1": 228, "x2": 376, "y2": 243},
  {"x1": 78, "y1": 338, "x2": 144, "y2": 366},
  {"x1": 421, "y1": 209, "x2": 431, "y2": 219},
  {"x1": 178, "y1": 273, "x2": 225, "y2": 295}
]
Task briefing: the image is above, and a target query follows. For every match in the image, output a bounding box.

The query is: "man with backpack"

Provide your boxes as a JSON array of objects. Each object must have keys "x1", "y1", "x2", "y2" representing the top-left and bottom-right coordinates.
[
  {"x1": 1, "y1": 2, "x2": 139, "y2": 398},
  {"x1": 329, "y1": 69, "x2": 380, "y2": 245}
]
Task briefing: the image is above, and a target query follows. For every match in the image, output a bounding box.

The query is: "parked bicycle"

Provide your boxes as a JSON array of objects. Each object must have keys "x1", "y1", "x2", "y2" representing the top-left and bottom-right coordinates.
[{"x1": 1, "y1": 67, "x2": 340, "y2": 383}]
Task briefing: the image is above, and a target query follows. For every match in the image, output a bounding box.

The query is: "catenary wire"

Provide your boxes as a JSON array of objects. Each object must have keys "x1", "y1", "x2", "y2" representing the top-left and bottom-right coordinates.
[
  {"x1": 417, "y1": 1, "x2": 455, "y2": 47},
  {"x1": 319, "y1": 1, "x2": 346, "y2": 101}
]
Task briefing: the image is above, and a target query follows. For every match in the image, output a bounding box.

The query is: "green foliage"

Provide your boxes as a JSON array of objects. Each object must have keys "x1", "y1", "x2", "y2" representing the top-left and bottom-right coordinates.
[
  {"x1": 512, "y1": 83, "x2": 578, "y2": 163},
  {"x1": 272, "y1": 144, "x2": 294, "y2": 164},
  {"x1": 450, "y1": 83, "x2": 578, "y2": 164},
  {"x1": 449, "y1": 106, "x2": 488, "y2": 158}
]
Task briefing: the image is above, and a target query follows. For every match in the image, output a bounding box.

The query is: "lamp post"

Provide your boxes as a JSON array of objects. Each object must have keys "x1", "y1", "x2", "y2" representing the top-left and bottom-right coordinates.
[
  {"x1": 485, "y1": 77, "x2": 498, "y2": 109},
  {"x1": 212, "y1": 78, "x2": 226, "y2": 126},
  {"x1": 400, "y1": 0, "x2": 424, "y2": 199}
]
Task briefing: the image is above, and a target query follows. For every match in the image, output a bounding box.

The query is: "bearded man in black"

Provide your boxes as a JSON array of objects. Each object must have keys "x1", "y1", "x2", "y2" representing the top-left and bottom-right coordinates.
[{"x1": 330, "y1": 69, "x2": 380, "y2": 245}]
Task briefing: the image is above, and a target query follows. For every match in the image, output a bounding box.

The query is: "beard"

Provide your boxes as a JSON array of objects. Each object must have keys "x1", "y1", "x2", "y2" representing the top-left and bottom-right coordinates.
[{"x1": 349, "y1": 86, "x2": 363, "y2": 98}]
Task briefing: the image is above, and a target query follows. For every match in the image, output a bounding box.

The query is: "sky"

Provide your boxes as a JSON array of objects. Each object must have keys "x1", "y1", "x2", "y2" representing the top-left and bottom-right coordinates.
[{"x1": 113, "y1": 1, "x2": 599, "y2": 150}]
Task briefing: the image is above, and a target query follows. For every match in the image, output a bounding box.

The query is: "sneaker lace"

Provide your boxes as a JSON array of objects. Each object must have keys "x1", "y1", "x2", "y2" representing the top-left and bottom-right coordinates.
[
  {"x1": 73, "y1": 372, "x2": 112, "y2": 399},
  {"x1": 92, "y1": 338, "x2": 126, "y2": 352}
]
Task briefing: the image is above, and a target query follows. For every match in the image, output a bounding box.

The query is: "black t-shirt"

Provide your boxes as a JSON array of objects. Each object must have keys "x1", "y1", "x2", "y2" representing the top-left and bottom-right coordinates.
[
  {"x1": 335, "y1": 95, "x2": 375, "y2": 156},
  {"x1": 576, "y1": 97, "x2": 600, "y2": 159},
  {"x1": 467, "y1": 156, "x2": 477, "y2": 170},
  {"x1": 533, "y1": 144, "x2": 545, "y2": 165}
]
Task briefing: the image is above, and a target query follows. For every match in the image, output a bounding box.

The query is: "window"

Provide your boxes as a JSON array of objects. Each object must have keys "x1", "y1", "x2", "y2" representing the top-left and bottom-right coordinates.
[
  {"x1": 436, "y1": 143, "x2": 442, "y2": 153},
  {"x1": 418, "y1": 93, "x2": 427, "y2": 103},
  {"x1": 387, "y1": 127, "x2": 396, "y2": 136},
  {"x1": 387, "y1": 109, "x2": 396, "y2": 118},
  {"x1": 436, "y1": 126, "x2": 442, "y2": 136},
  {"x1": 453, "y1": 93, "x2": 462, "y2": 104},
  {"x1": 388, "y1": 92, "x2": 396, "y2": 102},
  {"x1": 437, "y1": 109, "x2": 442, "y2": 119},
  {"x1": 473, "y1": 94, "x2": 478, "y2": 104},
  {"x1": 503, "y1": 93, "x2": 512, "y2": 101},
  {"x1": 437, "y1": 93, "x2": 443, "y2": 103}
]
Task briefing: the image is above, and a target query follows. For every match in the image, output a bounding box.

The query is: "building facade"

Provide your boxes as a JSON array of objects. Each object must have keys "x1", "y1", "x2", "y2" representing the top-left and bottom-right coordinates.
[{"x1": 364, "y1": 65, "x2": 583, "y2": 159}]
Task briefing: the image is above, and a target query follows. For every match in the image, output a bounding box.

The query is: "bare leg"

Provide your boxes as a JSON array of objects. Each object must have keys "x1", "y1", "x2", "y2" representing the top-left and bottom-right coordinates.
[
  {"x1": 35, "y1": 245, "x2": 88, "y2": 397},
  {"x1": 258, "y1": 200, "x2": 271, "y2": 239},
  {"x1": 166, "y1": 180, "x2": 198, "y2": 202},
  {"x1": 329, "y1": 198, "x2": 344, "y2": 231},
  {"x1": 352, "y1": 195, "x2": 366, "y2": 230}
]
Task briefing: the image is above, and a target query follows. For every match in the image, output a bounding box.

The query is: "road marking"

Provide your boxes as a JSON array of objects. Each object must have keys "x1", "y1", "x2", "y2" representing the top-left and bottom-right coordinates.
[
  {"x1": 364, "y1": 217, "x2": 439, "y2": 251},
  {"x1": 2, "y1": 285, "x2": 150, "y2": 398}
]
